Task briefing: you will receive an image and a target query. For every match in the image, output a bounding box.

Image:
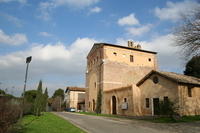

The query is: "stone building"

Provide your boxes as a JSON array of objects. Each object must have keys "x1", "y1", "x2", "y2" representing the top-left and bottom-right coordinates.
[
  {"x1": 65, "y1": 87, "x2": 85, "y2": 111},
  {"x1": 137, "y1": 70, "x2": 200, "y2": 116},
  {"x1": 85, "y1": 41, "x2": 200, "y2": 116}
]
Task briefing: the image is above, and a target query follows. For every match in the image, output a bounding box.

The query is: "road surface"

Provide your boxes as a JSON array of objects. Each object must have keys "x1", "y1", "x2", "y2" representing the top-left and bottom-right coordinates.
[{"x1": 55, "y1": 112, "x2": 200, "y2": 133}]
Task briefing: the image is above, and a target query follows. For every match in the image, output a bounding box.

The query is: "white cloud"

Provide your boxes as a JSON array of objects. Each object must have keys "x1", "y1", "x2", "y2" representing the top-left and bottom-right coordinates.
[
  {"x1": 39, "y1": 32, "x2": 53, "y2": 37},
  {"x1": 38, "y1": 0, "x2": 100, "y2": 20},
  {"x1": 154, "y1": 0, "x2": 200, "y2": 21},
  {"x1": 116, "y1": 34, "x2": 184, "y2": 73},
  {"x1": 0, "y1": 37, "x2": 97, "y2": 96},
  {"x1": 118, "y1": 13, "x2": 139, "y2": 26},
  {"x1": 0, "y1": 13, "x2": 23, "y2": 27},
  {"x1": 89, "y1": 6, "x2": 102, "y2": 14},
  {"x1": 126, "y1": 24, "x2": 152, "y2": 36},
  {"x1": 0, "y1": 0, "x2": 26, "y2": 3},
  {"x1": 0, "y1": 29, "x2": 28, "y2": 45},
  {"x1": 52, "y1": 0, "x2": 100, "y2": 8}
]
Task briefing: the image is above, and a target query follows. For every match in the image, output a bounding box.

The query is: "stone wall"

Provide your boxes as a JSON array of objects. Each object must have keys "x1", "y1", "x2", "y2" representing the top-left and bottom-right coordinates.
[{"x1": 178, "y1": 85, "x2": 200, "y2": 116}]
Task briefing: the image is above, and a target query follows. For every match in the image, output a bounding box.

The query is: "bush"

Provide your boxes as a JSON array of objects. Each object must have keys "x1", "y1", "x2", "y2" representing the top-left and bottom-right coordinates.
[
  {"x1": 0, "y1": 96, "x2": 21, "y2": 133},
  {"x1": 159, "y1": 99, "x2": 180, "y2": 121}
]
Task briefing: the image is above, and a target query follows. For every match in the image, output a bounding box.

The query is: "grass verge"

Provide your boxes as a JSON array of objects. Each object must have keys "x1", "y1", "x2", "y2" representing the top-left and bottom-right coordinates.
[
  {"x1": 17, "y1": 112, "x2": 85, "y2": 133},
  {"x1": 150, "y1": 115, "x2": 200, "y2": 123}
]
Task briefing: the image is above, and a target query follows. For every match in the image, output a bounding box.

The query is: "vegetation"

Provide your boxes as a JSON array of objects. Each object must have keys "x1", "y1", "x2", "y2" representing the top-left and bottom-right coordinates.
[
  {"x1": 76, "y1": 112, "x2": 121, "y2": 118},
  {"x1": 52, "y1": 88, "x2": 64, "y2": 100},
  {"x1": 51, "y1": 88, "x2": 65, "y2": 111},
  {"x1": 33, "y1": 80, "x2": 43, "y2": 116},
  {"x1": 184, "y1": 55, "x2": 200, "y2": 78},
  {"x1": 0, "y1": 96, "x2": 21, "y2": 133},
  {"x1": 95, "y1": 89, "x2": 102, "y2": 114},
  {"x1": 18, "y1": 112, "x2": 85, "y2": 133},
  {"x1": 149, "y1": 115, "x2": 200, "y2": 123},
  {"x1": 42, "y1": 88, "x2": 48, "y2": 112},
  {"x1": 174, "y1": 7, "x2": 200, "y2": 59},
  {"x1": 0, "y1": 89, "x2": 6, "y2": 95},
  {"x1": 159, "y1": 99, "x2": 179, "y2": 117},
  {"x1": 24, "y1": 90, "x2": 37, "y2": 115}
]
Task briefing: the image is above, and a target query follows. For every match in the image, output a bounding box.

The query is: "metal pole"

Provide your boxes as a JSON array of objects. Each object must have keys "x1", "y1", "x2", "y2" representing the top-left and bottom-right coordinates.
[{"x1": 21, "y1": 62, "x2": 29, "y2": 117}]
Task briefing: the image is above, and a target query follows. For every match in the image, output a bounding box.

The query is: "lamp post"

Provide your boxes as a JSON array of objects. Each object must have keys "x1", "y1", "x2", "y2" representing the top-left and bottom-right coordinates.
[{"x1": 22, "y1": 56, "x2": 32, "y2": 116}]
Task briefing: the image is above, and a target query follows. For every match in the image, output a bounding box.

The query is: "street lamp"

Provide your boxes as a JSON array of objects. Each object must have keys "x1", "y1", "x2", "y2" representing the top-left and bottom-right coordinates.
[{"x1": 22, "y1": 56, "x2": 32, "y2": 116}]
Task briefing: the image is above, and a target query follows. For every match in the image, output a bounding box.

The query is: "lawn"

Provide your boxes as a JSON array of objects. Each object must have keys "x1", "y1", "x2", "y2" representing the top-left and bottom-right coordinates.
[
  {"x1": 150, "y1": 115, "x2": 200, "y2": 123},
  {"x1": 17, "y1": 112, "x2": 85, "y2": 133}
]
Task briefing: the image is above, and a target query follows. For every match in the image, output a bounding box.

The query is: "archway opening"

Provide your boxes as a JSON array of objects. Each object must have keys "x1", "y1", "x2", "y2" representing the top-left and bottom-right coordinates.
[
  {"x1": 92, "y1": 99, "x2": 95, "y2": 111},
  {"x1": 112, "y1": 96, "x2": 117, "y2": 115}
]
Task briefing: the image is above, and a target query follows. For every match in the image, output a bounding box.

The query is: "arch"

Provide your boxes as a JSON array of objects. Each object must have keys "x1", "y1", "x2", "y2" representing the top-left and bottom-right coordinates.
[{"x1": 112, "y1": 96, "x2": 117, "y2": 115}]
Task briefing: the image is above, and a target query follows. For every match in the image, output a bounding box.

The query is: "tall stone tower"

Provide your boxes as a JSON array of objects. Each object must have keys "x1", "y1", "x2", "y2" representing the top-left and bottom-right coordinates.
[{"x1": 85, "y1": 41, "x2": 157, "y2": 112}]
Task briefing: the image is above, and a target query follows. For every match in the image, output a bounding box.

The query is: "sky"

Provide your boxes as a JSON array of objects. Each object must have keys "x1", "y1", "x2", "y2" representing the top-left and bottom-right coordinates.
[{"x1": 0, "y1": 0, "x2": 200, "y2": 96}]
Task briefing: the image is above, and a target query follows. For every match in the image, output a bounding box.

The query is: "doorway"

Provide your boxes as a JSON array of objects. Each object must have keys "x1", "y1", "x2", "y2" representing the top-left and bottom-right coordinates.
[
  {"x1": 153, "y1": 98, "x2": 160, "y2": 115},
  {"x1": 92, "y1": 99, "x2": 95, "y2": 111},
  {"x1": 112, "y1": 96, "x2": 117, "y2": 115}
]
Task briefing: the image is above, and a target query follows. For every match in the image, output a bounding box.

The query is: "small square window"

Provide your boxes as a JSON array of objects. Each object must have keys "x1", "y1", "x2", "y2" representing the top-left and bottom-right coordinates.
[
  {"x1": 94, "y1": 82, "x2": 96, "y2": 88},
  {"x1": 124, "y1": 98, "x2": 127, "y2": 102},
  {"x1": 145, "y1": 98, "x2": 150, "y2": 108},
  {"x1": 113, "y1": 52, "x2": 117, "y2": 56}
]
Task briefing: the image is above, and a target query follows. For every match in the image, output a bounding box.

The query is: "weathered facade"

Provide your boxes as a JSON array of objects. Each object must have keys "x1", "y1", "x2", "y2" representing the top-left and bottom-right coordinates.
[
  {"x1": 65, "y1": 87, "x2": 85, "y2": 111},
  {"x1": 85, "y1": 42, "x2": 200, "y2": 116},
  {"x1": 86, "y1": 42, "x2": 157, "y2": 114},
  {"x1": 137, "y1": 71, "x2": 200, "y2": 116}
]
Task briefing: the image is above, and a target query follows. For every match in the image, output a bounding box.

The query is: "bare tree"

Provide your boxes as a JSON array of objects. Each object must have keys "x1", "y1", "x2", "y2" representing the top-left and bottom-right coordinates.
[{"x1": 174, "y1": 7, "x2": 200, "y2": 59}]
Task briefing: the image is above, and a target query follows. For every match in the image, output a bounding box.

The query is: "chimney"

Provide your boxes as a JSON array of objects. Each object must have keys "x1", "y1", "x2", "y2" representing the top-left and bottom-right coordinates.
[
  {"x1": 128, "y1": 40, "x2": 134, "y2": 48},
  {"x1": 128, "y1": 41, "x2": 142, "y2": 49}
]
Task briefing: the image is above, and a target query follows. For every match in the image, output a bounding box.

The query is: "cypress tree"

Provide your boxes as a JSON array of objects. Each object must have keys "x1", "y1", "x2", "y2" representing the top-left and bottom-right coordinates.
[
  {"x1": 96, "y1": 89, "x2": 102, "y2": 114},
  {"x1": 43, "y1": 88, "x2": 49, "y2": 112},
  {"x1": 34, "y1": 80, "x2": 43, "y2": 116}
]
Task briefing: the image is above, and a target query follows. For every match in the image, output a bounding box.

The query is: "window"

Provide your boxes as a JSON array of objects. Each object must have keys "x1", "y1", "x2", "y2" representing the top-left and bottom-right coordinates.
[
  {"x1": 130, "y1": 55, "x2": 134, "y2": 62},
  {"x1": 89, "y1": 102, "x2": 90, "y2": 107},
  {"x1": 164, "y1": 96, "x2": 168, "y2": 103},
  {"x1": 124, "y1": 98, "x2": 127, "y2": 102},
  {"x1": 188, "y1": 86, "x2": 193, "y2": 97},
  {"x1": 148, "y1": 58, "x2": 151, "y2": 62},
  {"x1": 113, "y1": 52, "x2": 117, "y2": 56},
  {"x1": 153, "y1": 76, "x2": 159, "y2": 84},
  {"x1": 94, "y1": 82, "x2": 96, "y2": 88},
  {"x1": 145, "y1": 98, "x2": 150, "y2": 108}
]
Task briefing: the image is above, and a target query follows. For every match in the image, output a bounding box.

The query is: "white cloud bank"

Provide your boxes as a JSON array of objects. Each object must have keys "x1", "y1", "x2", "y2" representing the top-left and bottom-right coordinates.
[
  {"x1": 118, "y1": 13, "x2": 139, "y2": 26},
  {"x1": 0, "y1": 37, "x2": 97, "y2": 95},
  {"x1": 0, "y1": 29, "x2": 28, "y2": 45},
  {"x1": 154, "y1": 0, "x2": 200, "y2": 21},
  {"x1": 126, "y1": 24, "x2": 152, "y2": 36},
  {"x1": 39, "y1": 0, "x2": 101, "y2": 20}
]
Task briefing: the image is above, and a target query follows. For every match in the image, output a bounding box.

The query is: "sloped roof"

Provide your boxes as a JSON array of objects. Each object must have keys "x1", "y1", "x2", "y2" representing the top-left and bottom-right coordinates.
[
  {"x1": 87, "y1": 43, "x2": 157, "y2": 57},
  {"x1": 104, "y1": 85, "x2": 132, "y2": 93},
  {"x1": 65, "y1": 87, "x2": 85, "y2": 93},
  {"x1": 137, "y1": 70, "x2": 200, "y2": 86}
]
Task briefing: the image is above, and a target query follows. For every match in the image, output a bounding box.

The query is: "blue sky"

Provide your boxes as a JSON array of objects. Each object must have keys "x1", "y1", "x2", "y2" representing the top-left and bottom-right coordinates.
[{"x1": 0, "y1": 0, "x2": 199, "y2": 96}]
